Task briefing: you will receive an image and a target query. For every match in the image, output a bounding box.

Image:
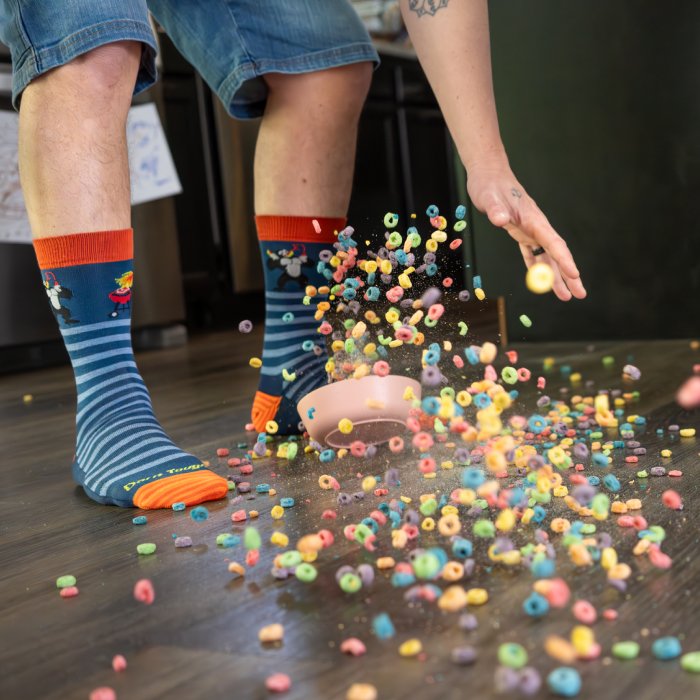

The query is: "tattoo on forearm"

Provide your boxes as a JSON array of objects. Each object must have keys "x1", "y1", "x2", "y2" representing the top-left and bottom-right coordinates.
[
  {"x1": 408, "y1": 0, "x2": 450, "y2": 18},
  {"x1": 511, "y1": 188, "x2": 522, "y2": 199}
]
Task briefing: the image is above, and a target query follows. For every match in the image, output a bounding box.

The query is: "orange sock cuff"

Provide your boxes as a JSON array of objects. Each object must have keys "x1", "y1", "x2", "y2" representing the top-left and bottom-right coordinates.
[
  {"x1": 33, "y1": 229, "x2": 134, "y2": 269},
  {"x1": 255, "y1": 215, "x2": 346, "y2": 244},
  {"x1": 251, "y1": 390, "x2": 283, "y2": 432}
]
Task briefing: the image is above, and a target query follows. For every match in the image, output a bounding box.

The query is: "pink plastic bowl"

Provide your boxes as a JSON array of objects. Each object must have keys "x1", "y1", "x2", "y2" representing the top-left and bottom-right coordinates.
[{"x1": 297, "y1": 375, "x2": 422, "y2": 448}]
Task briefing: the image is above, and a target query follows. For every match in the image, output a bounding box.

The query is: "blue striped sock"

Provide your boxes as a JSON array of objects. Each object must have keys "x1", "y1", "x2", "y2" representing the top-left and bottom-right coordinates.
[
  {"x1": 251, "y1": 216, "x2": 343, "y2": 433},
  {"x1": 34, "y1": 230, "x2": 228, "y2": 508}
]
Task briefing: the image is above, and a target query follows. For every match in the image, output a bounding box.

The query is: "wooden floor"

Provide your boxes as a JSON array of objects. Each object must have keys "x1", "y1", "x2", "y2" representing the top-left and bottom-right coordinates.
[{"x1": 1, "y1": 329, "x2": 699, "y2": 700}]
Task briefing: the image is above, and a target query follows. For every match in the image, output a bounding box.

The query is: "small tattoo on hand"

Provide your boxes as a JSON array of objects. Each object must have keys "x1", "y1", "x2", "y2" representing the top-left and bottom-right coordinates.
[
  {"x1": 511, "y1": 188, "x2": 522, "y2": 199},
  {"x1": 409, "y1": 0, "x2": 450, "y2": 18}
]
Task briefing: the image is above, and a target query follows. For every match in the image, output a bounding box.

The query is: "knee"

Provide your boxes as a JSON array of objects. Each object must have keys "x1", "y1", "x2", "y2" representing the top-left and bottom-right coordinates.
[
  {"x1": 266, "y1": 61, "x2": 372, "y2": 124},
  {"x1": 42, "y1": 41, "x2": 141, "y2": 114},
  {"x1": 332, "y1": 61, "x2": 373, "y2": 113}
]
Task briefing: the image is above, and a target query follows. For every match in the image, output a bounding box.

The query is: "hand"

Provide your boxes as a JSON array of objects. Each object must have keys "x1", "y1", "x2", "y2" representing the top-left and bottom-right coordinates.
[{"x1": 466, "y1": 155, "x2": 586, "y2": 301}]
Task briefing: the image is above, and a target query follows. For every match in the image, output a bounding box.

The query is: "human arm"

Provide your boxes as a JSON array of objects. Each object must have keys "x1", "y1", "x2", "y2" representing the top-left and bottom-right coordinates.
[{"x1": 400, "y1": 0, "x2": 586, "y2": 300}]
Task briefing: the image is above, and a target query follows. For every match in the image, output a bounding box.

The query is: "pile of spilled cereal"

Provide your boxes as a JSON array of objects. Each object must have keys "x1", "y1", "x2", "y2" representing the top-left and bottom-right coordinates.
[{"x1": 84, "y1": 206, "x2": 698, "y2": 699}]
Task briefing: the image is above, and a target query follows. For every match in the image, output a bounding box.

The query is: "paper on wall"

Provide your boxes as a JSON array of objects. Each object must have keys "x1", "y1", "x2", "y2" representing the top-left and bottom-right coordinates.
[
  {"x1": 126, "y1": 102, "x2": 182, "y2": 206},
  {"x1": 0, "y1": 103, "x2": 182, "y2": 244},
  {"x1": 0, "y1": 111, "x2": 29, "y2": 244}
]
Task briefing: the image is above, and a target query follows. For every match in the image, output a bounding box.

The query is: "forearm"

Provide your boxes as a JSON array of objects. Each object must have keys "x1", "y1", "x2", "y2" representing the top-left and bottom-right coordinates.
[{"x1": 400, "y1": 0, "x2": 505, "y2": 170}]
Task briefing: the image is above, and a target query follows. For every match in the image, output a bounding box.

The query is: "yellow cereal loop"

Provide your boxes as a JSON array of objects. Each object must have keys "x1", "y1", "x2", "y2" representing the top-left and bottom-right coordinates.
[{"x1": 466, "y1": 588, "x2": 489, "y2": 606}]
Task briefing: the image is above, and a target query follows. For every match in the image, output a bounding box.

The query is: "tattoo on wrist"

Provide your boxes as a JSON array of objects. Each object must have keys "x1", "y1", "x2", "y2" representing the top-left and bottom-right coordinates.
[
  {"x1": 408, "y1": 0, "x2": 449, "y2": 18},
  {"x1": 511, "y1": 187, "x2": 522, "y2": 199}
]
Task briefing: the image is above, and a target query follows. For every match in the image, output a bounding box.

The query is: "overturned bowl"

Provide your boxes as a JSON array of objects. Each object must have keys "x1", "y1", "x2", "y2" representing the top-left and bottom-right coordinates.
[{"x1": 297, "y1": 375, "x2": 422, "y2": 449}]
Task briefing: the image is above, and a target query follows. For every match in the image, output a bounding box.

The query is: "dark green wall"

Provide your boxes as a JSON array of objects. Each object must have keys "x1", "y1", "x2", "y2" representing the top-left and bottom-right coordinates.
[{"x1": 472, "y1": 0, "x2": 700, "y2": 340}]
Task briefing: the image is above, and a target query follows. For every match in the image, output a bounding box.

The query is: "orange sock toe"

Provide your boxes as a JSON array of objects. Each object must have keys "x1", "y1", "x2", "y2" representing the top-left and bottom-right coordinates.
[
  {"x1": 133, "y1": 470, "x2": 229, "y2": 510},
  {"x1": 251, "y1": 391, "x2": 282, "y2": 432}
]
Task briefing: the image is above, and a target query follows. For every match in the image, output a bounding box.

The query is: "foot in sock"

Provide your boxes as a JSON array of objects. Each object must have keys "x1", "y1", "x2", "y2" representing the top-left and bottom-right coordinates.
[
  {"x1": 251, "y1": 216, "x2": 344, "y2": 433},
  {"x1": 34, "y1": 229, "x2": 229, "y2": 508}
]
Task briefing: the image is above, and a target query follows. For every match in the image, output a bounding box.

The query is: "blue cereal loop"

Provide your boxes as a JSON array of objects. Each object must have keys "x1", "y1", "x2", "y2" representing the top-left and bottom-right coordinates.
[
  {"x1": 547, "y1": 667, "x2": 581, "y2": 697},
  {"x1": 320, "y1": 449, "x2": 335, "y2": 463},
  {"x1": 523, "y1": 591, "x2": 550, "y2": 617},
  {"x1": 190, "y1": 506, "x2": 209, "y2": 521},
  {"x1": 132, "y1": 515, "x2": 148, "y2": 525},
  {"x1": 527, "y1": 415, "x2": 547, "y2": 433},
  {"x1": 372, "y1": 612, "x2": 396, "y2": 639},
  {"x1": 603, "y1": 474, "x2": 621, "y2": 492},
  {"x1": 172, "y1": 502, "x2": 186, "y2": 511},
  {"x1": 256, "y1": 483, "x2": 271, "y2": 494},
  {"x1": 464, "y1": 347, "x2": 480, "y2": 365},
  {"x1": 280, "y1": 497, "x2": 295, "y2": 508},
  {"x1": 473, "y1": 392, "x2": 492, "y2": 409}
]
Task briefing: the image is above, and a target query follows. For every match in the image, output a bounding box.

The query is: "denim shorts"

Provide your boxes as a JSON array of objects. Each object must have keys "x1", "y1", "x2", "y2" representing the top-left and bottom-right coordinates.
[{"x1": 0, "y1": 0, "x2": 378, "y2": 118}]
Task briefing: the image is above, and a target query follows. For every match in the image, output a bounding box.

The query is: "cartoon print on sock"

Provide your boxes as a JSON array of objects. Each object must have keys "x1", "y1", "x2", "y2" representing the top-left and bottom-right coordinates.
[
  {"x1": 265, "y1": 244, "x2": 313, "y2": 290},
  {"x1": 108, "y1": 271, "x2": 133, "y2": 318},
  {"x1": 44, "y1": 271, "x2": 79, "y2": 325}
]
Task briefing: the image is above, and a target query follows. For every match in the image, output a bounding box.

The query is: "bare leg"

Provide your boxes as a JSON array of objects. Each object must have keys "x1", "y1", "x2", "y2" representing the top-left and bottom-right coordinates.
[
  {"x1": 249, "y1": 63, "x2": 373, "y2": 433},
  {"x1": 18, "y1": 41, "x2": 140, "y2": 237},
  {"x1": 22, "y1": 43, "x2": 229, "y2": 508},
  {"x1": 254, "y1": 63, "x2": 372, "y2": 217}
]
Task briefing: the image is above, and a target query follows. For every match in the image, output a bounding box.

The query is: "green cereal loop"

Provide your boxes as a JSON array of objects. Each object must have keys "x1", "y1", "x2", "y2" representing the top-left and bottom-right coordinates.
[
  {"x1": 498, "y1": 643, "x2": 528, "y2": 669},
  {"x1": 344, "y1": 339, "x2": 356, "y2": 353},
  {"x1": 413, "y1": 552, "x2": 441, "y2": 579},
  {"x1": 590, "y1": 431, "x2": 603, "y2": 439},
  {"x1": 458, "y1": 321, "x2": 469, "y2": 336},
  {"x1": 501, "y1": 366, "x2": 518, "y2": 384},
  {"x1": 286, "y1": 442, "x2": 298, "y2": 459},
  {"x1": 424, "y1": 317, "x2": 438, "y2": 327},
  {"x1": 279, "y1": 551, "x2": 303, "y2": 568},
  {"x1": 440, "y1": 387, "x2": 456, "y2": 400},
  {"x1": 137, "y1": 543, "x2": 157, "y2": 555},
  {"x1": 419, "y1": 498, "x2": 438, "y2": 516},
  {"x1": 344, "y1": 319, "x2": 356, "y2": 329},
  {"x1": 561, "y1": 533, "x2": 581, "y2": 548},
  {"x1": 636, "y1": 470, "x2": 648, "y2": 478},
  {"x1": 580, "y1": 523, "x2": 597, "y2": 535},
  {"x1": 519, "y1": 314, "x2": 533, "y2": 328},
  {"x1": 474, "y1": 498, "x2": 489, "y2": 510},
  {"x1": 612, "y1": 641, "x2": 640, "y2": 660},
  {"x1": 339, "y1": 572, "x2": 362, "y2": 593},
  {"x1": 392, "y1": 320, "x2": 403, "y2": 330},
  {"x1": 406, "y1": 232, "x2": 421, "y2": 248},
  {"x1": 454, "y1": 220, "x2": 467, "y2": 232},
  {"x1": 354, "y1": 523, "x2": 373, "y2": 544},
  {"x1": 473, "y1": 519, "x2": 496, "y2": 538},
  {"x1": 642, "y1": 525, "x2": 666, "y2": 543},
  {"x1": 680, "y1": 652, "x2": 700, "y2": 673},
  {"x1": 331, "y1": 284, "x2": 342, "y2": 295},
  {"x1": 591, "y1": 493, "x2": 610, "y2": 514},
  {"x1": 244, "y1": 527, "x2": 262, "y2": 551},
  {"x1": 384, "y1": 212, "x2": 399, "y2": 229},
  {"x1": 56, "y1": 575, "x2": 77, "y2": 589},
  {"x1": 295, "y1": 563, "x2": 318, "y2": 583},
  {"x1": 388, "y1": 231, "x2": 403, "y2": 247},
  {"x1": 378, "y1": 334, "x2": 392, "y2": 345}
]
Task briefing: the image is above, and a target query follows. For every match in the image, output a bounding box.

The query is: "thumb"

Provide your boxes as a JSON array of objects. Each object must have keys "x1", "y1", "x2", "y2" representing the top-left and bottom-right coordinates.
[
  {"x1": 482, "y1": 192, "x2": 510, "y2": 227},
  {"x1": 487, "y1": 205, "x2": 510, "y2": 228}
]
